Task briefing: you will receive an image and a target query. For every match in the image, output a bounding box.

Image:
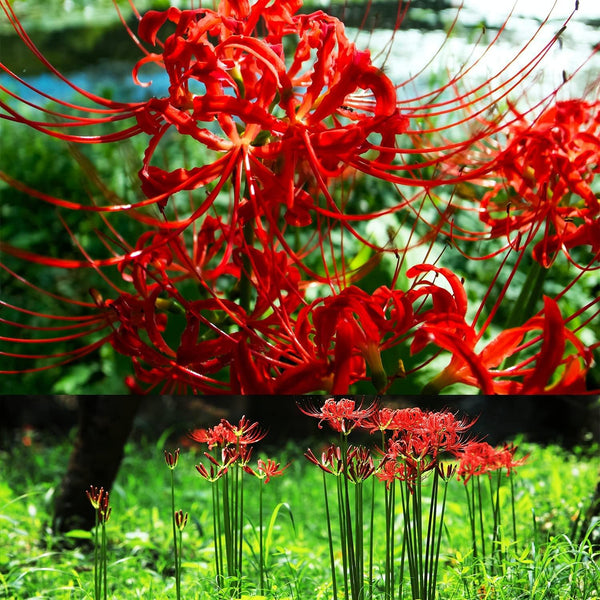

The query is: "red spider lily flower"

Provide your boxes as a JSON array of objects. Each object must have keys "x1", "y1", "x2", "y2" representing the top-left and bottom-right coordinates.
[
  {"x1": 189, "y1": 423, "x2": 236, "y2": 449},
  {"x1": 375, "y1": 458, "x2": 402, "y2": 489},
  {"x1": 298, "y1": 398, "x2": 378, "y2": 434},
  {"x1": 244, "y1": 458, "x2": 289, "y2": 483},
  {"x1": 312, "y1": 287, "x2": 390, "y2": 392},
  {"x1": 174, "y1": 509, "x2": 189, "y2": 531},
  {"x1": 222, "y1": 416, "x2": 266, "y2": 446},
  {"x1": 195, "y1": 446, "x2": 240, "y2": 481},
  {"x1": 423, "y1": 295, "x2": 594, "y2": 394},
  {"x1": 86, "y1": 485, "x2": 105, "y2": 510},
  {"x1": 2, "y1": 0, "x2": 595, "y2": 396},
  {"x1": 381, "y1": 409, "x2": 473, "y2": 474},
  {"x1": 304, "y1": 445, "x2": 344, "y2": 477},
  {"x1": 130, "y1": 1, "x2": 409, "y2": 223},
  {"x1": 477, "y1": 99, "x2": 600, "y2": 267},
  {"x1": 457, "y1": 441, "x2": 529, "y2": 484},
  {"x1": 190, "y1": 418, "x2": 263, "y2": 465},
  {"x1": 195, "y1": 461, "x2": 227, "y2": 482},
  {"x1": 376, "y1": 456, "x2": 418, "y2": 489},
  {"x1": 345, "y1": 446, "x2": 375, "y2": 484},
  {"x1": 98, "y1": 490, "x2": 112, "y2": 524},
  {"x1": 164, "y1": 448, "x2": 180, "y2": 470},
  {"x1": 362, "y1": 407, "x2": 406, "y2": 435}
]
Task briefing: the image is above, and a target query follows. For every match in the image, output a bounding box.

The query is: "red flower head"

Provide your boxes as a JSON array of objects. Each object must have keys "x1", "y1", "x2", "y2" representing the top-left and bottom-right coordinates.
[
  {"x1": 457, "y1": 441, "x2": 529, "y2": 483},
  {"x1": 423, "y1": 295, "x2": 594, "y2": 394},
  {"x1": 345, "y1": 445, "x2": 375, "y2": 483},
  {"x1": 299, "y1": 398, "x2": 378, "y2": 434},
  {"x1": 244, "y1": 458, "x2": 289, "y2": 483},
  {"x1": 189, "y1": 423, "x2": 236, "y2": 449},
  {"x1": 132, "y1": 0, "x2": 408, "y2": 227},
  {"x1": 382, "y1": 408, "x2": 473, "y2": 474},
  {"x1": 164, "y1": 448, "x2": 180, "y2": 470},
  {"x1": 479, "y1": 99, "x2": 600, "y2": 267},
  {"x1": 86, "y1": 485, "x2": 105, "y2": 510},
  {"x1": 312, "y1": 287, "x2": 391, "y2": 392},
  {"x1": 305, "y1": 444, "x2": 343, "y2": 476}
]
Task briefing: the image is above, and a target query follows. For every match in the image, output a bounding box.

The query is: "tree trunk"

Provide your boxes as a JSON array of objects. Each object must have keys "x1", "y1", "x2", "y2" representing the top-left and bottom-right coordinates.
[{"x1": 52, "y1": 396, "x2": 141, "y2": 533}]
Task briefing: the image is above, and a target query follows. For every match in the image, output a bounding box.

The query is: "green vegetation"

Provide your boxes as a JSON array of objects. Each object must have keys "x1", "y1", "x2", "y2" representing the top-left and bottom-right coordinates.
[{"x1": 1, "y1": 432, "x2": 598, "y2": 599}]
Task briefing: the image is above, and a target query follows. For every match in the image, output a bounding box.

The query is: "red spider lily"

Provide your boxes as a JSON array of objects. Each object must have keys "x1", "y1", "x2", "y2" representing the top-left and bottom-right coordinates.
[
  {"x1": 466, "y1": 99, "x2": 600, "y2": 267},
  {"x1": 244, "y1": 458, "x2": 289, "y2": 483},
  {"x1": 457, "y1": 441, "x2": 529, "y2": 483},
  {"x1": 363, "y1": 407, "x2": 406, "y2": 435},
  {"x1": 422, "y1": 295, "x2": 594, "y2": 394},
  {"x1": 190, "y1": 417, "x2": 264, "y2": 455},
  {"x1": 98, "y1": 490, "x2": 112, "y2": 523},
  {"x1": 345, "y1": 446, "x2": 376, "y2": 484},
  {"x1": 195, "y1": 460, "x2": 227, "y2": 482},
  {"x1": 174, "y1": 509, "x2": 189, "y2": 531},
  {"x1": 376, "y1": 456, "x2": 418, "y2": 489},
  {"x1": 130, "y1": 1, "x2": 408, "y2": 221},
  {"x1": 222, "y1": 416, "x2": 267, "y2": 446},
  {"x1": 86, "y1": 485, "x2": 106, "y2": 510},
  {"x1": 164, "y1": 448, "x2": 180, "y2": 470},
  {"x1": 298, "y1": 398, "x2": 378, "y2": 434},
  {"x1": 195, "y1": 445, "x2": 241, "y2": 481},
  {"x1": 304, "y1": 445, "x2": 344, "y2": 476},
  {"x1": 311, "y1": 287, "x2": 390, "y2": 392},
  {"x1": 2, "y1": 0, "x2": 597, "y2": 395},
  {"x1": 381, "y1": 408, "x2": 473, "y2": 475},
  {"x1": 235, "y1": 264, "x2": 472, "y2": 395},
  {"x1": 189, "y1": 423, "x2": 236, "y2": 449}
]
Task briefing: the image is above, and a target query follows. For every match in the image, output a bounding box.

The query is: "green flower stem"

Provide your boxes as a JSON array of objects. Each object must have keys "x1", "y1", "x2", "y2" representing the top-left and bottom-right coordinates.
[
  {"x1": 489, "y1": 471, "x2": 504, "y2": 576},
  {"x1": 430, "y1": 479, "x2": 449, "y2": 600},
  {"x1": 211, "y1": 481, "x2": 224, "y2": 586},
  {"x1": 101, "y1": 520, "x2": 107, "y2": 600},
  {"x1": 368, "y1": 476, "x2": 375, "y2": 600},
  {"x1": 169, "y1": 469, "x2": 180, "y2": 600},
  {"x1": 322, "y1": 471, "x2": 338, "y2": 600},
  {"x1": 424, "y1": 469, "x2": 439, "y2": 599},
  {"x1": 477, "y1": 477, "x2": 486, "y2": 562},
  {"x1": 354, "y1": 479, "x2": 364, "y2": 600},
  {"x1": 177, "y1": 527, "x2": 183, "y2": 596},
  {"x1": 510, "y1": 474, "x2": 518, "y2": 543},
  {"x1": 259, "y1": 481, "x2": 264, "y2": 594},
  {"x1": 93, "y1": 510, "x2": 100, "y2": 600},
  {"x1": 238, "y1": 466, "x2": 244, "y2": 581},
  {"x1": 383, "y1": 481, "x2": 395, "y2": 600}
]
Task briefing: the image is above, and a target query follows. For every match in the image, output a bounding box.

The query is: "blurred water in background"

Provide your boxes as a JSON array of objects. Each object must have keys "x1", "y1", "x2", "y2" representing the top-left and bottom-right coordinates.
[{"x1": 1, "y1": 0, "x2": 597, "y2": 104}]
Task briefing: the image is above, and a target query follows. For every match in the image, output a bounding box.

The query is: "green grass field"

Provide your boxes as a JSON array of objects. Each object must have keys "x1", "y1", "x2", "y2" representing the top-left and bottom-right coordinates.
[{"x1": 1, "y1": 429, "x2": 598, "y2": 599}]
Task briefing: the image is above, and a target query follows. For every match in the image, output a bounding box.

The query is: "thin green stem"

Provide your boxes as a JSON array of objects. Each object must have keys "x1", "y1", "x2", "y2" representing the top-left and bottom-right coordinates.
[
  {"x1": 322, "y1": 471, "x2": 338, "y2": 600},
  {"x1": 510, "y1": 474, "x2": 518, "y2": 543},
  {"x1": 170, "y1": 470, "x2": 180, "y2": 600},
  {"x1": 259, "y1": 481, "x2": 264, "y2": 594},
  {"x1": 368, "y1": 476, "x2": 375, "y2": 600},
  {"x1": 101, "y1": 521, "x2": 107, "y2": 600},
  {"x1": 93, "y1": 510, "x2": 100, "y2": 600},
  {"x1": 477, "y1": 477, "x2": 486, "y2": 562}
]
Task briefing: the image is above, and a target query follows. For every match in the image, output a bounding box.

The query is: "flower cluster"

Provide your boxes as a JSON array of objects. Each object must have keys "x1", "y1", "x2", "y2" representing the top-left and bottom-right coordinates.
[
  {"x1": 457, "y1": 441, "x2": 529, "y2": 483},
  {"x1": 191, "y1": 415, "x2": 266, "y2": 479},
  {"x1": 86, "y1": 485, "x2": 112, "y2": 523},
  {"x1": 303, "y1": 400, "x2": 473, "y2": 485},
  {"x1": 302, "y1": 399, "x2": 479, "y2": 600},
  {"x1": 0, "y1": 0, "x2": 598, "y2": 394}
]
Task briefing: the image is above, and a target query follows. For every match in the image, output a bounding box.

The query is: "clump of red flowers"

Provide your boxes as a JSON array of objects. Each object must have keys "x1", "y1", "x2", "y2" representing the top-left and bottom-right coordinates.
[
  {"x1": 0, "y1": 0, "x2": 598, "y2": 395},
  {"x1": 457, "y1": 441, "x2": 529, "y2": 483}
]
